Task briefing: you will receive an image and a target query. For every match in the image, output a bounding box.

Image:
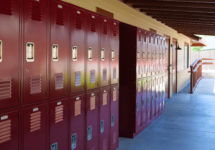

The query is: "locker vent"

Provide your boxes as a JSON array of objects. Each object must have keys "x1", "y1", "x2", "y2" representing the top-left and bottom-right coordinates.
[
  {"x1": 30, "y1": 111, "x2": 41, "y2": 132},
  {"x1": 0, "y1": 79, "x2": 12, "y2": 100},
  {"x1": 56, "y1": 7, "x2": 64, "y2": 25},
  {"x1": 103, "y1": 22, "x2": 107, "y2": 34},
  {"x1": 90, "y1": 70, "x2": 95, "y2": 83},
  {"x1": 0, "y1": 0, "x2": 12, "y2": 15},
  {"x1": 55, "y1": 73, "x2": 64, "y2": 90},
  {"x1": 75, "y1": 72, "x2": 81, "y2": 87},
  {"x1": 0, "y1": 120, "x2": 11, "y2": 144},
  {"x1": 31, "y1": 0, "x2": 42, "y2": 21},
  {"x1": 113, "y1": 23, "x2": 118, "y2": 36},
  {"x1": 75, "y1": 13, "x2": 82, "y2": 29},
  {"x1": 30, "y1": 76, "x2": 41, "y2": 94},
  {"x1": 103, "y1": 69, "x2": 107, "y2": 81},
  {"x1": 90, "y1": 17, "x2": 96, "y2": 32},
  {"x1": 55, "y1": 105, "x2": 64, "y2": 123}
]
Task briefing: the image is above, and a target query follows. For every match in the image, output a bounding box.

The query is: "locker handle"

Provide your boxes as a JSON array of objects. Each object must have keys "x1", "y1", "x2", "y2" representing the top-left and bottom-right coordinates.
[
  {"x1": 52, "y1": 44, "x2": 59, "y2": 61},
  {"x1": 0, "y1": 40, "x2": 2, "y2": 62},
  {"x1": 101, "y1": 48, "x2": 105, "y2": 61},
  {"x1": 1, "y1": 115, "x2": 8, "y2": 121},
  {"x1": 72, "y1": 46, "x2": 78, "y2": 61},
  {"x1": 76, "y1": 97, "x2": 80, "y2": 100},
  {"x1": 88, "y1": 47, "x2": 93, "y2": 61},
  {"x1": 26, "y1": 42, "x2": 34, "y2": 62},
  {"x1": 111, "y1": 49, "x2": 115, "y2": 60}
]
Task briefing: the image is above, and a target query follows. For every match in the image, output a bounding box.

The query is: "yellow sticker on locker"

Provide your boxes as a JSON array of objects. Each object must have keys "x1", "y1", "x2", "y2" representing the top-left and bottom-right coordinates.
[
  {"x1": 90, "y1": 96, "x2": 96, "y2": 110},
  {"x1": 74, "y1": 100, "x2": 81, "y2": 116}
]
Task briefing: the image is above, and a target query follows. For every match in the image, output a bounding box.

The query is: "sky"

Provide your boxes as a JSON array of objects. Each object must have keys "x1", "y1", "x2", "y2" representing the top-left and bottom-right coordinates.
[{"x1": 196, "y1": 35, "x2": 215, "y2": 50}]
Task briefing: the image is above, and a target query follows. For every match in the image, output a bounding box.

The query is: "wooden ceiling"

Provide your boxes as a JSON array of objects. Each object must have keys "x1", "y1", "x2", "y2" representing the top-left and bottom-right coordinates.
[{"x1": 123, "y1": 0, "x2": 215, "y2": 38}]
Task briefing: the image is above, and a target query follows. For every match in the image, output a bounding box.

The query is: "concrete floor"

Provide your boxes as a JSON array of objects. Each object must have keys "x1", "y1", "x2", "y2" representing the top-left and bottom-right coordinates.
[{"x1": 118, "y1": 79, "x2": 215, "y2": 150}]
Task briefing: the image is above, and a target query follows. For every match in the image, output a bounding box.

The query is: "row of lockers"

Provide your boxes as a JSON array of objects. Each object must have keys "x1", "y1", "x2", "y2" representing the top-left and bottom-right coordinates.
[
  {"x1": 119, "y1": 23, "x2": 168, "y2": 138},
  {"x1": 0, "y1": 85, "x2": 118, "y2": 150},
  {"x1": 0, "y1": 0, "x2": 119, "y2": 110}
]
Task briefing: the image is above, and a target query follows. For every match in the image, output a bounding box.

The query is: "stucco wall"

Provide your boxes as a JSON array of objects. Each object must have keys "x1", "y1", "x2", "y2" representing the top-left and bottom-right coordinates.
[{"x1": 63, "y1": 0, "x2": 191, "y2": 93}]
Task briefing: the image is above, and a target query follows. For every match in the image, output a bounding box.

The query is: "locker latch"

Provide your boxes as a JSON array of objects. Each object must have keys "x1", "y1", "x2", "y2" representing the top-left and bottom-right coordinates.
[
  {"x1": 111, "y1": 49, "x2": 115, "y2": 60},
  {"x1": 71, "y1": 133, "x2": 77, "y2": 150},
  {"x1": 111, "y1": 115, "x2": 115, "y2": 127},
  {"x1": 101, "y1": 48, "x2": 105, "y2": 61},
  {"x1": 26, "y1": 42, "x2": 34, "y2": 62},
  {"x1": 87, "y1": 126, "x2": 92, "y2": 141},
  {"x1": 52, "y1": 44, "x2": 59, "y2": 61},
  {"x1": 0, "y1": 40, "x2": 2, "y2": 62},
  {"x1": 137, "y1": 51, "x2": 140, "y2": 60},
  {"x1": 51, "y1": 143, "x2": 58, "y2": 150},
  {"x1": 100, "y1": 120, "x2": 104, "y2": 133},
  {"x1": 72, "y1": 46, "x2": 78, "y2": 61},
  {"x1": 88, "y1": 47, "x2": 93, "y2": 61}
]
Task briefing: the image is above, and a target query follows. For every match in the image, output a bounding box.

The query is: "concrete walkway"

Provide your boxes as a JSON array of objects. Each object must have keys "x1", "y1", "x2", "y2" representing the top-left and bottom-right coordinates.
[{"x1": 118, "y1": 79, "x2": 215, "y2": 150}]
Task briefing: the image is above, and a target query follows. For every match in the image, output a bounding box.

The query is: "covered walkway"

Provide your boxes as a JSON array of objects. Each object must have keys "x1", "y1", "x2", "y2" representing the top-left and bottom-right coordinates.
[{"x1": 118, "y1": 78, "x2": 215, "y2": 150}]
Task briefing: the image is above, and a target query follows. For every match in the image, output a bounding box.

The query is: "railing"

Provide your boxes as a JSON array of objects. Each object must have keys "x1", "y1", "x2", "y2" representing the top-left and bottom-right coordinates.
[{"x1": 190, "y1": 58, "x2": 215, "y2": 93}]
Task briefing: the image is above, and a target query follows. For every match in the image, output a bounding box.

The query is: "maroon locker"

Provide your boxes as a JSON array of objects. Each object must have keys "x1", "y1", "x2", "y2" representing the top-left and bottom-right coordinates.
[
  {"x1": 22, "y1": 103, "x2": 48, "y2": 150},
  {"x1": 136, "y1": 79, "x2": 142, "y2": 133},
  {"x1": 146, "y1": 77, "x2": 151, "y2": 124},
  {"x1": 70, "y1": 6, "x2": 86, "y2": 94},
  {"x1": 99, "y1": 16, "x2": 111, "y2": 87},
  {"x1": 70, "y1": 93, "x2": 85, "y2": 150},
  {"x1": 86, "y1": 11, "x2": 99, "y2": 90},
  {"x1": 142, "y1": 30, "x2": 148, "y2": 78},
  {"x1": 136, "y1": 29, "x2": 142, "y2": 79},
  {"x1": 50, "y1": 1, "x2": 70, "y2": 98},
  {"x1": 110, "y1": 85, "x2": 119, "y2": 150},
  {"x1": 147, "y1": 33, "x2": 152, "y2": 76},
  {"x1": 151, "y1": 77, "x2": 156, "y2": 119},
  {"x1": 155, "y1": 77, "x2": 160, "y2": 116},
  {"x1": 110, "y1": 20, "x2": 119, "y2": 85},
  {"x1": 23, "y1": 0, "x2": 49, "y2": 104},
  {"x1": 0, "y1": 110, "x2": 19, "y2": 150},
  {"x1": 99, "y1": 87, "x2": 110, "y2": 150},
  {"x1": 141, "y1": 78, "x2": 147, "y2": 128},
  {"x1": 161, "y1": 76, "x2": 165, "y2": 112},
  {"x1": 86, "y1": 90, "x2": 99, "y2": 150},
  {"x1": 49, "y1": 98, "x2": 69, "y2": 150},
  {"x1": 0, "y1": 0, "x2": 20, "y2": 109}
]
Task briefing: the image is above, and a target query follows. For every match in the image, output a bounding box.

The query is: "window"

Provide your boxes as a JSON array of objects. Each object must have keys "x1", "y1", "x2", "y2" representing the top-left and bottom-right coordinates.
[
  {"x1": 72, "y1": 46, "x2": 78, "y2": 61},
  {"x1": 52, "y1": 44, "x2": 58, "y2": 61},
  {"x1": 88, "y1": 47, "x2": 93, "y2": 61},
  {"x1": 26, "y1": 42, "x2": 34, "y2": 62},
  {"x1": 185, "y1": 44, "x2": 189, "y2": 68},
  {"x1": 0, "y1": 40, "x2": 2, "y2": 62},
  {"x1": 101, "y1": 48, "x2": 105, "y2": 61}
]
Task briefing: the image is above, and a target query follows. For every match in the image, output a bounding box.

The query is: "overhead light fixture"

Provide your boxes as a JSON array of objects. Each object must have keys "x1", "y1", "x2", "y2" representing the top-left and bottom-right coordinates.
[{"x1": 176, "y1": 44, "x2": 182, "y2": 50}]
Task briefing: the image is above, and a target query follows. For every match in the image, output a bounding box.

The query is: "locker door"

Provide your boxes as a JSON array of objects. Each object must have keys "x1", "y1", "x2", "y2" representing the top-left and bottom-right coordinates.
[
  {"x1": 70, "y1": 6, "x2": 86, "y2": 94},
  {"x1": 151, "y1": 77, "x2": 156, "y2": 119},
  {"x1": 136, "y1": 79, "x2": 142, "y2": 133},
  {"x1": 23, "y1": 0, "x2": 49, "y2": 104},
  {"x1": 146, "y1": 78, "x2": 151, "y2": 124},
  {"x1": 155, "y1": 77, "x2": 160, "y2": 116},
  {"x1": 99, "y1": 87, "x2": 110, "y2": 150},
  {"x1": 142, "y1": 31, "x2": 148, "y2": 78},
  {"x1": 136, "y1": 29, "x2": 142, "y2": 79},
  {"x1": 50, "y1": 1, "x2": 69, "y2": 98},
  {"x1": 23, "y1": 104, "x2": 48, "y2": 150},
  {"x1": 86, "y1": 12, "x2": 99, "y2": 90},
  {"x1": 0, "y1": 0, "x2": 20, "y2": 109},
  {"x1": 141, "y1": 78, "x2": 147, "y2": 128},
  {"x1": 110, "y1": 86, "x2": 119, "y2": 150},
  {"x1": 0, "y1": 110, "x2": 19, "y2": 150},
  {"x1": 86, "y1": 90, "x2": 99, "y2": 150},
  {"x1": 110, "y1": 20, "x2": 119, "y2": 85},
  {"x1": 70, "y1": 94, "x2": 85, "y2": 150},
  {"x1": 147, "y1": 33, "x2": 152, "y2": 76},
  {"x1": 49, "y1": 99, "x2": 68, "y2": 150},
  {"x1": 99, "y1": 16, "x2": 111, "y2": 87}
]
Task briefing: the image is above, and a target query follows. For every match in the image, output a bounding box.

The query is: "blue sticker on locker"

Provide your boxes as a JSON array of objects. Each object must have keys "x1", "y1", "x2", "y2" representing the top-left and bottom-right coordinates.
[
  {"x1": 75, "y1": 72, "x2": 81, "y2": 86},
  {"x1": 51, "y1": 143, "x2": 58, "y2": 150},
  {"x1": 90, "y1": 70, "x2": 95, "y2": 83},
  {"x1": 103, "y1": 69, "x2": 107, "y2": 81},
  {"x1": 71, "y1": 133, "x2": 77, "y2": 150},
  {"x1": 100, "y1": 120, "x2": 104, "y2": 133},
  {"x1": 87, "y1": 126, "x2": 92, "y2": 141},
  {"x1": 111, "y1": 115, "x2": 115, "y2": 127}
]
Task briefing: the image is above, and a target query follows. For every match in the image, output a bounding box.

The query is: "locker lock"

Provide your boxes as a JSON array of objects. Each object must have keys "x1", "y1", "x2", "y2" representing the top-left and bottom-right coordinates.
[
  {"x1": 91, "y1": 93, "x2": 95, "y2": 96},
  {"x1": 76, "y1": 97, "x2": 80, "y2": 100},
  {"x1": 57, "y1": 4, "x2": 63, "y2": 9},
  {"x1": 33, "y1": 107, "x2": 39, "y2": 112},
  {"x1": 1, "y1": 115, "x2": 8, "y2": 121},
  {"x1": 57, "y1": 101, "x2": 62, "y2": 106},
  {"x1": 35, "y1": 0, "x2": 40, "y2": 2},
  {"x1": 77, "y1": 11, "x2": 81, "y2": 14},
  {"x1": 91, "y1": 16, "x2": 95, "y2": 19},
  {"x1": 104, "y1": 19, "x2": 107, "y2": 22}
]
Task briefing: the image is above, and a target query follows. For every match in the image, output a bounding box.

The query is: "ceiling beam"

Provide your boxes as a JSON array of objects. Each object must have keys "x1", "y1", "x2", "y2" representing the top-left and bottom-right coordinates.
[
  {"x1": 145, "y1": 11, "x2": 215, "y2": 17},
  {"x1": 149, "y1": 14, "x2": 215, "y2": 20},
  {"x1": 124, "y1": 0, "x2": 215, "y2": 4}
]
